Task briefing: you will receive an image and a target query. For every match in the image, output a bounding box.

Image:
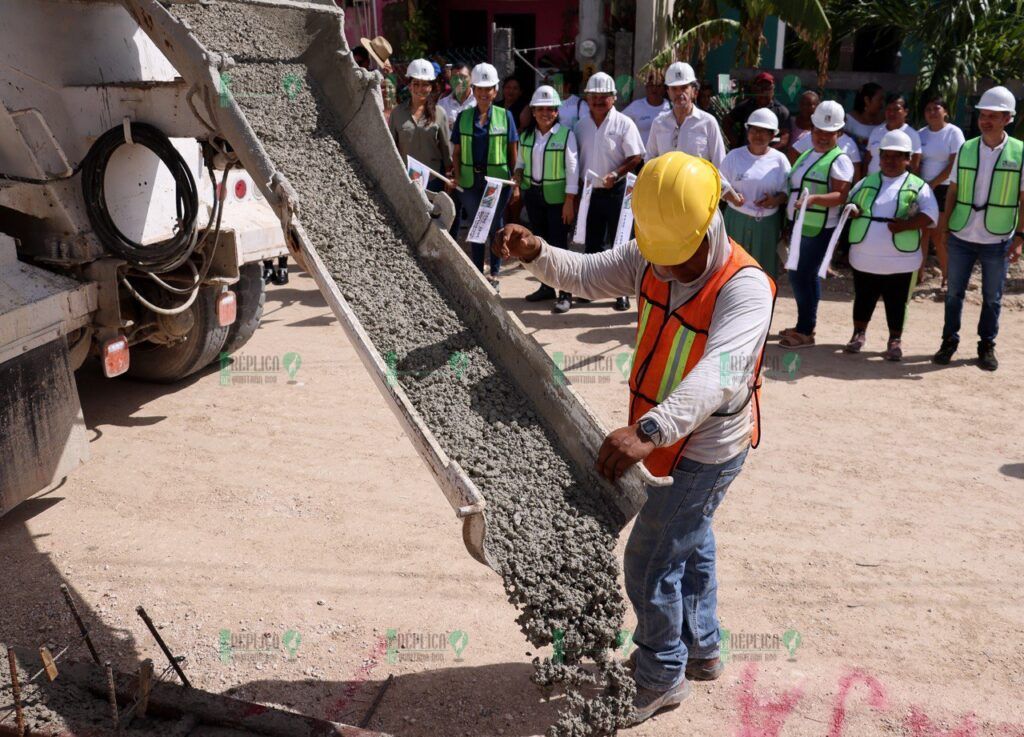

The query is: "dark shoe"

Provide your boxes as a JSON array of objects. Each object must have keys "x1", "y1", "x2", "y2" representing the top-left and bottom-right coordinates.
[
  {"x1": 884, "y1": 338, "x2": 903, "y2": 362},
  {"x1": 271, "y1": 256, "x2": 289, "y2": 285},
  {"x1": 552, "y1": 294, "x2": 572, "y2": 314},
  {"x1": 978, "y1": 340, "x2": 998, "y2": 371},
  {"x1": 685, "y1": 657, "x2": 725, "y2": 682},
  {"x1": 844, "y1": 330, "x2": 866, "y2": 354},
  {"x1": 932, "y1": 338, "x2": 958, "y2": 365},
  {"x1": 614, "y1": 296, "x2": 630, "y2": 311},
  {"x1": 628, "y1": 679, "x2": 691, "y2": 725},
  {"x1": 525, "y1": 285, "x2": 556, "y2": 302}
]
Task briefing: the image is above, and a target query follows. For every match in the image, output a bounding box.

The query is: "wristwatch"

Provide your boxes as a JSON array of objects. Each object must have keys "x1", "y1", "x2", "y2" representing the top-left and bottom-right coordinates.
[{"x1": 637, "y1": 417, "x2": 663, "y2": 446}]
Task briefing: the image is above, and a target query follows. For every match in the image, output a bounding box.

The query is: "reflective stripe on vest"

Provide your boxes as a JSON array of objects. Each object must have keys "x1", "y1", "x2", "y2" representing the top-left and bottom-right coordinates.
[
  {"x1": 791, "y1": 146, "x2": 842, "y2": 238},
  {"x1": 848, "y1": 172, "x2": 925, "y2": 253},
  {"x1": 458, "y1": 106, "x2": 510, "y2": 188},
  {"x1": 521, "y1": 125, "x2": 569, "y2": 205},
  {"x1": 628, "y1": 241, "x2": 778, "y2": 476},
  {"x1": 948, "y1": 136, "x2": 1023, "y2": 236}
]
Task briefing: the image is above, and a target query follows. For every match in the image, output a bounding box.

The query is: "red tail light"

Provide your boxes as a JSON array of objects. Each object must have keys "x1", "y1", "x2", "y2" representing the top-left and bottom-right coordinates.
[
  {"x1": 234, "y1": 178, "x2": 248, "y2": 200},
  {"x1": 216, "y1": 289, "x2": 237, "y2": 327},
  {"x1": 102, "y1": 335, "x2": 130, "y2": 377}
]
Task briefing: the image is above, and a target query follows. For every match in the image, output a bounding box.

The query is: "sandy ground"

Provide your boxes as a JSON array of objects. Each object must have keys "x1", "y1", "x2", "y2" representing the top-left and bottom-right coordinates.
[{"x1": 1, "y1": 265, "x2": 1022, "y2": 736}]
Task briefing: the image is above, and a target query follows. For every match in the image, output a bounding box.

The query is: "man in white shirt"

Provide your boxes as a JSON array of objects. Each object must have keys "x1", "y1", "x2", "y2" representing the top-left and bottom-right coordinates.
[
  {"x1": 573, "y1": 71, "x2": 645, "y2": 310},
  {"x1": 438, "y1": 63, "x2": 475, "y2": 128},
  {"x1": 934, "y1": 85, "x2": 1024, "y2": 371},
  {"x1": 493, "y1": 152, "x2": 773, "y2": 725},
  {"x1": 645, "y1": 62, "x2": 727, "y2": 171},
  {"x1": 622, "y1": 69, "x2": 670, "y2": 145}
]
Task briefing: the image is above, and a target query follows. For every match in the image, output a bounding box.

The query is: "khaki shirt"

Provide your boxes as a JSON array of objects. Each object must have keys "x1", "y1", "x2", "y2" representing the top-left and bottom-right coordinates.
[{"x1": 388, "y1": 101, "x2": 451, "y2": 175}]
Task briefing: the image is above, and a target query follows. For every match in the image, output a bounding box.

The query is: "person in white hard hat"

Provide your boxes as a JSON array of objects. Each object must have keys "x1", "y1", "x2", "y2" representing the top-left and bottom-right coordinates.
[
  {"x1": 438, "y1": 63, "x2": 475, "y2": 128},
  {"x1": 622, "y1": 68, "x2": 669, "y2": 146},
  {"x1": 514, "y1": 85, "x2": 579, "y2": 313},
  {"x1": 865, "y1": 94, "x2": 922, "y2": 175},
  {"x1": 790, "y1": 107, "x2": 863, "y2": 180},
  {"x1": 388, "y1": 59, "x2": 451, "y2": 194},
  {"x1": 646, "y1": 62, "x2": 727, "y2": 171},
  {"x1": 933, "y1": 85, "x2": 1024, "y2": 371},
  {"x1": 574, "y1": 71, "x2": 646, "y2": 311},
  {"x1": 720, "y1": 107, "x2": 791, "y2": 274},
  {"x1": 448, "y1": 62, "x2": 520, "y2": 290},
  {"x1": 780, "y1": 100, "x2": 854, "y2": 348},
  {"x1": 843, "y1": 129, "x2": 938, "y2": 361},
  {"x1": 917, "y1": 97, "x2": 965, "y2": 287}
]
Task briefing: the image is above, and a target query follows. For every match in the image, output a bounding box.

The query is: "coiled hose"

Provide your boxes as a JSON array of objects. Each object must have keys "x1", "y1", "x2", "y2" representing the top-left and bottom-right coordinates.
[{"x1": 81, "y1": 122, "x2": 199, "y2": 273}]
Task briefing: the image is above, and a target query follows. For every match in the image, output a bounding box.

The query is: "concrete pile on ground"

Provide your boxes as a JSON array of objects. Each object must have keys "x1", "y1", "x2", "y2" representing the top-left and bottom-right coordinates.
[{"x1": 172, "y1": 4, "x2": 637, "y2": 734}]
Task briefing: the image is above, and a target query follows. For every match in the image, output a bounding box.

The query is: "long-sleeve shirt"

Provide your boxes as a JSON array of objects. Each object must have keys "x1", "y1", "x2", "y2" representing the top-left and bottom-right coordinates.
[{"x1": 522, "y1": 240, "x2": 774, "y2": 464}]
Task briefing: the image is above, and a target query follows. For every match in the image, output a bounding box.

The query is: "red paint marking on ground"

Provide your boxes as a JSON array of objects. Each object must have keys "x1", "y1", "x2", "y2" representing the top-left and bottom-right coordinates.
[
  {"x1": 323, "y1": 635, "x2": 388, "y2": 722},
  {"x1": 733, "y1": 662, "x2": 804, "y2": 737},
  {"x1": 906, "y1": 705, "x2": 978, "y2": 737},
  {"x1": 827, "y1": 668, "x2": 888, "y2": 737}
]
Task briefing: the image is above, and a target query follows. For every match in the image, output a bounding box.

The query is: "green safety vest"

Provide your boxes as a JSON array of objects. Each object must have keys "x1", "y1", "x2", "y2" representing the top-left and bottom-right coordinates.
[
  {"x1": 791, "y1": 146, "x2": 843, "y2": 237},
  {"x1": 848, "y1": 172, "x2": 925, "y2": 253},
  {"x1": 458, "y1": 105, "x2": 510, "y2": 188},
  {"x1": 948, "y1": 136, "x2": 1023, "y2": 237},
  {"x1": 521, "y1": 126, "x2": 570, "y2": 205}
]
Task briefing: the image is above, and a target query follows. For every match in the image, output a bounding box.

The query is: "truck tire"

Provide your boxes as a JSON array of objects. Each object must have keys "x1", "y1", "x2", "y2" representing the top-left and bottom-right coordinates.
[
  {"x1": 126, "y1": 285, "x2": 230, "y2": 383},
  {"x1": 222, "y1": 262, "x2": 266, "y2": 356}
]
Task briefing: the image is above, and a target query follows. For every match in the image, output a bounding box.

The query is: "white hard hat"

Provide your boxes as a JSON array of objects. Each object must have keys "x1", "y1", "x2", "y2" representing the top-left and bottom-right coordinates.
[
  {"x1": 977, "y1": 85, "x2": 1017, "y2": 116},
  {"x1": 470, "y1": 63, "x2": 499, "y2": 88},
  {"x1": 665, "y1": 62, "x2": 697, "y2": 87},
  {"x1": 811, "y1": 100, "x2": 845, "y2": 132},
  {"x1": 879, "y1": 129, "x2": 913, "y2": 153},
  {"x1": 530, "y1": 85, "x2": 562, "y2": 107},
  {"x1": 745, "y1": 107, "x2": 779, "y2": 133},
  {"x1": 407, "y1": 58, "x2": 436, "y2": 81},
  {"x1": 584, "y1": 72, "x2": 616, "y2": 95}
]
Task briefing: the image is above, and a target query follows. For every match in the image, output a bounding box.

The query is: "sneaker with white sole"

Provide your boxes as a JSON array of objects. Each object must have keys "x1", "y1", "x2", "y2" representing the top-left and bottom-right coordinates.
[
  {"x1": 844, "y1": 330, "x2": 867, "y2": 354},
  {"x1": 628, "y1": 679, "x2": 691, "y2": 725}
]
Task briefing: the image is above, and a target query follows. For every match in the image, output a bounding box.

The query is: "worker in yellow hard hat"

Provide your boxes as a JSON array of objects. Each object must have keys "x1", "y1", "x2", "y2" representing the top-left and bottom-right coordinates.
[{"x1": 494, "y1": 151, "x2": 775, "y2": 724}]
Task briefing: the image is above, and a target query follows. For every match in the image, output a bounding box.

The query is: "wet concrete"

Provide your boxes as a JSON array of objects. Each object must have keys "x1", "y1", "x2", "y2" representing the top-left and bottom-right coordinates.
[{"x1": 172, "y1": 5, "x2": 635, "y2": 734}]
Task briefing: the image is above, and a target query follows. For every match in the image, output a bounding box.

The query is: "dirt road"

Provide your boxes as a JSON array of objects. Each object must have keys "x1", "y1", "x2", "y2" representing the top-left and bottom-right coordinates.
[{"x1": 1, "y1": 266, "x2": 1021, "y2": 736}]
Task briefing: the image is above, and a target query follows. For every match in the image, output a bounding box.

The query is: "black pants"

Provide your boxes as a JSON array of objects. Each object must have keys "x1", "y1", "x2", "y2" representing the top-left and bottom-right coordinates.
[
  {"x1": 852, "y1": 268, "x2": 915, "y2": 333},
  {"x1": 584, "y1": 182, "x2": 625, "y2": 254}
]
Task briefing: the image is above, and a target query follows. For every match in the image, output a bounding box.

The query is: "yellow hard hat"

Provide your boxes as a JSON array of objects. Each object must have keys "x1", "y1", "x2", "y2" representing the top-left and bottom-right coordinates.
[{"x1": 631, "y1": 152, "x2": 721, "y2": 265}]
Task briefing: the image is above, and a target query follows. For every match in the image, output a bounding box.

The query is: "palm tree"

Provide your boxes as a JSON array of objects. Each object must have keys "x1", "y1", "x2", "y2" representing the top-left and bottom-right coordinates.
[
  {"x1": 643, "y1": 0, "x2": 831, "y2": 84},
  {"x1": 831, "y1": 0, "x2": 1024, "y2": 114}
]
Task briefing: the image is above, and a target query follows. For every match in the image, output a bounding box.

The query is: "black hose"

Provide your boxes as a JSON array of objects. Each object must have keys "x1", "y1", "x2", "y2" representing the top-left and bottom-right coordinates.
[{"x1": 81, "y1": 123, "x2": 199, "y2": 273}]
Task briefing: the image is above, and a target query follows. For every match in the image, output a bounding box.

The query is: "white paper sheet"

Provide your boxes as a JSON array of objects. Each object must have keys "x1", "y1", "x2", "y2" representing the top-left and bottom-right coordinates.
[
  {"x1": 785, "y1": 188, "x2": 810, "y2": 271},
  {"x1": 612, "y1": 173, "x2": 638, "y2": 248},
  {"x1": 466, "y1": 177, "x2": 504, "y2": 244},
  {"x1": 572, "y1": 170, "x2": 601, "y2": 245},
  {"x1": 817, "y1": 204, "x2": 858, "y2": 279}
]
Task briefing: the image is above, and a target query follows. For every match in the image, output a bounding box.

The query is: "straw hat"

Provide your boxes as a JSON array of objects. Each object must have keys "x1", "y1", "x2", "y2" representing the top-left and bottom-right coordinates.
[{"x1": 359, "y1": 36, "x2": 393, "y2": 68}]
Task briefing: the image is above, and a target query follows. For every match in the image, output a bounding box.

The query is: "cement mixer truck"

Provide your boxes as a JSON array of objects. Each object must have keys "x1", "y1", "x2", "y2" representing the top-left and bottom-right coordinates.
[{"x1": 0, "y1": 0, "x2": 289, "y2": 512}]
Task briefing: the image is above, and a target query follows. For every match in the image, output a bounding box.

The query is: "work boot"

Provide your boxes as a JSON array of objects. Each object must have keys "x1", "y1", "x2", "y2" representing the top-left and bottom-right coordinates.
[
  {"x1": 628, "y1": 679, "x2": 691, "y2": 725},
  {"x1": 978, "y1": 340, "x2": 998, "y2": 371},
  {"x1": 685, "y1": 657, "x2": 725, "y2": 682},
  {"x1": 552, "y1": 292, "x2": 572, "y2": 314},
  {"x1": 525, "y1": 284, "x2": 556, "y2": 302},
  {"x1": 272, "y1": 256, "x2": 289, "y2": 285},
  {"x1": 932, "y1": 337, "x2": 958, "y2": 365},
  {"x1": 614, "y1": 296, "x2": 631, "y2": 312},
  {"x1": 844, "y1": 330, "x2": 867, "y2": 354}
]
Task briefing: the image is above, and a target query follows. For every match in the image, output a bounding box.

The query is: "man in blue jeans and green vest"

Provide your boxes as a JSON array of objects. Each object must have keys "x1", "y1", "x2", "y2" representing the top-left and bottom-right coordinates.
[
  {"x1": 494, "y1": 153, "x2": 775, "y2": 724},
  {"x1": 934, "y1": 85, "x2": 1024, "y2": 371}
]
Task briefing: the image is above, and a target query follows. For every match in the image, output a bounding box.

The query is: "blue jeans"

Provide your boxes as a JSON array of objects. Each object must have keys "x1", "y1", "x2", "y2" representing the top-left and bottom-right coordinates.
[
  {"x1": 624, "y1": 448, "x2": 748, "y2": 691},
  {"x1": 942, "y1": 234, "x2": 1011, "y2": 343},
  {"x1": 457, "y1": 182, "x2": 511, "y2": 275},
  {"x1": 787, "y1": 227, "x2": 834, "y2": 335}
]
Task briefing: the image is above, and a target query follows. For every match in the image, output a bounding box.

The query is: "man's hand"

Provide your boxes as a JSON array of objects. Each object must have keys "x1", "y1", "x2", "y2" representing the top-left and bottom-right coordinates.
[
  {"x1": 509, "y1": 183, "x2": 521, "y2": 206},
  {"x1": 1010, "y1": 235, "x2": 1023, "y2": 263},
  {"x1": 596, "y1": 424, "x2": 657, "y2": 482},
  {"x1": 561, "y1": 199, "x2": 575, "y2": 225},
  {"x1": 602, "y1": 172, "x2": 618, "y2": 189},
  {"x1": 493, "y1": 224, "x2": 541, "y2": 262}
]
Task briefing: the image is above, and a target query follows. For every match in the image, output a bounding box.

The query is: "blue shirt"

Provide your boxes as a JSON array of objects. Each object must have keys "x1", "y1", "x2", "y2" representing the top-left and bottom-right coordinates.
[{"x1": 450, "y1": 106, "x2": 519, "y2": 188}]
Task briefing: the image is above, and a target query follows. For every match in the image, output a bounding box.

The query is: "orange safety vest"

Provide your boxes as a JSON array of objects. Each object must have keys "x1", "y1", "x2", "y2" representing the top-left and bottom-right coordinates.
[{"x1": 628, "y1": 241, "x2": 776, "y2": 476}]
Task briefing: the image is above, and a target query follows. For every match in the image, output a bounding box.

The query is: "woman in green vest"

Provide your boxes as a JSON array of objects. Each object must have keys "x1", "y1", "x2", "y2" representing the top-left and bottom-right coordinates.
[
  {"x1": 843, "y1": 130, "x2": 939, "y2": 361},
  {"x1": 447, "y1": 62, "x2": 519, "y2": 291},
  {"x1": 781, "y1": 101, "x2": 854, "y2": 348},
  {"x1": 513, "y1": 85, "x2": 580, "y2": 313}
]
